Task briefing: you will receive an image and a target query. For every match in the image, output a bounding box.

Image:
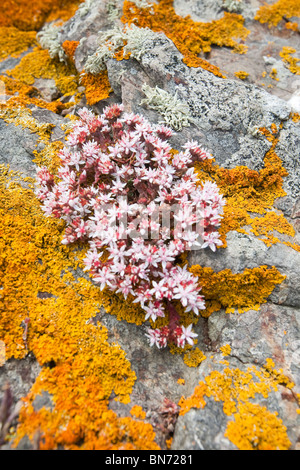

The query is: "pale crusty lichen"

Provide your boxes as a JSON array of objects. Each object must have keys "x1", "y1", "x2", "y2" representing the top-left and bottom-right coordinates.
[
  {"x1": 83, "y1": 23, "x2": 159, "y2": 75},
  {"x1": 222, "y1": 0, "x2": 242, "y2": 13},
  {"x1": 37, "y1": 23, "x2": 67, "y2": 63},
  {"x1": 140, "y1": 83, "x2": 193, "y2": 130}
]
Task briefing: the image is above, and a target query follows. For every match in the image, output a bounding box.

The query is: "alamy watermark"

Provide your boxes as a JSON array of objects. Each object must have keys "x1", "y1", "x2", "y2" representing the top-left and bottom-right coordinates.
[
  {"x1": 0, "y1": 341, "x2": 5, "y2": 366},
  {"x1": 0, "y1": 80, "x2": 6, "y2": 104}
]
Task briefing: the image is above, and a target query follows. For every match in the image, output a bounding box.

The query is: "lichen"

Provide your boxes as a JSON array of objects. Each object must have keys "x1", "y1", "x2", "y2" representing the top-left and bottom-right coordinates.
[
  {"x1": 0, "y1": 0, "x2": 84, "y2": 31},
  {"x1": 140, "y1": 83, "x2": 194, "y2": 130},
  {"x1": 194, "y1": 123, "x2": 300, "y2": 252},
  {"x1": 255, "y1": 0, "x2": 300, "y2": 29},
  {"x1": 79, "y1": 70, "x2": 112, "y2": 106},
  {"x1": 189, "y1": 265, "x2": 286, "y2": 316},
  {"x1": 5, "y1": 46, "x2": 82, "y2": 110},
  {"x1": 279, "y1": 47, "x2": 300, "y2": 75},
  {"x1": 234, "y1": 70, "x2": 249, "y2": 80},
  {"x1": 178, "y1": 360, "x2": 293, "y2": 450},
  {"x1": 0, "y1": 27, "x2": 36, "y2": 61},
  {"x1": 183, "y1": 348, "x2": 206, "y2": 367},
  {"x1": 121, "y1": 0, "x2": 250, "y2": 78},
  {"x1": 37, "y1": 23, "x2": 67, "y2": 63},
  {"x1": 0, "y1": 164, "x2": 159, "y2": 450}
]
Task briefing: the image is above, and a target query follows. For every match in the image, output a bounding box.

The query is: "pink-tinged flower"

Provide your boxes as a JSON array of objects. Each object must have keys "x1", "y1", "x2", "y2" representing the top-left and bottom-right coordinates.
[
  {"x1": 179, "y1": 324, "x2": 198, "y2": 347},
  {"x1": 93, "y1": 266, "x2": 116, "y2": 291},
  {"x1": 202, "y1": 231, "x2": 223, "y2": 251},
  {"x1": 35, "y1": 104, "x2": 225, "y2": 350}
]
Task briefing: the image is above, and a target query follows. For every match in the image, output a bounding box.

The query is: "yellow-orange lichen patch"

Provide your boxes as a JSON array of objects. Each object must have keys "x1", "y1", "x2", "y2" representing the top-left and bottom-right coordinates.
[
  {"x1": 178, "y1": 360, "x2": 293, "y2": 450},
  {"x1": 234, "y1": 70, "x2": 249, "y2": 80},
  {"x1": 0, "y1": 103, "x2": 54, "y2": 142},
  {"x1": 255, "y1": 0, "x2": 300, "y2": 29},
  {"x1": 8, "y1": 47, "x2": 79, "y2": 92},
  {"x1": 225, "y1": 402, "x2": 291, "y2": 450},
  {"x1": 130, "y1": 405, "x2": 147, "y2": 420},
  {"x1": 183, "y1": 348, "x2": 206, "y2": 367},
  {"x1": 250, "y1": 211, "x2": 296, "y2": 247},
  {"x1": 4, "y1": 47, "x2": 82, "y2": 111},
  {"x1": 0, "y1": 0, "x2": 83, "y2": 31},
  {"x1": 194, "y1": 123, "x2": 300, "y2": 252},
  {"x1": 279, "y1": 47, "x2": 300, "y2": 75},
  {"x1": 0, "y1": 27, "x2": 36, "y2": 61},
  {"x1": 291, "y1": 112, "x2": 300, "y2": 123},
  {"x1": 189, "y1": 265, "x2": 286, "y2": 316},
  {"x1": 80, "y1": 70, "x2": 113, "y2": 106},
  {"x1": 62, "y1": 40, "x2": 80, "y2": 64},
  {"x1": 220, "y1": 344, "x2": 231, "y2": 357},
  {"x1": 0, "y1": 75, "x2": 73, "y2": 114},
  {"x1": 0, "y1": 166, "x2": 159, "y2": 450},
  {"x1": 121, "y1": 0, "x2": 250, "y2": 78}
]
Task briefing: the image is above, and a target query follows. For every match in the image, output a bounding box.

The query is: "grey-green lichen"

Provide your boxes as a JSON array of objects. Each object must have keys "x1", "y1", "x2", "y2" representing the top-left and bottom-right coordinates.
[
  {"x1": 84, "y1": 24, "x2": 161, "y2": 75},
  {"x1": 222, "y1": 0, "x2": 242, "y2": 13},
  {"x1": 37, "y1": 23, "x2": 67, "y2": 63},
  {"x1": 140, "y1": 83, "x2": 194, "y2": 131}
]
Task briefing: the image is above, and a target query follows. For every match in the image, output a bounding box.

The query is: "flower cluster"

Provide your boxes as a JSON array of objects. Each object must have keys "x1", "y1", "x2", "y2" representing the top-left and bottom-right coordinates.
[{"x1": 36, "y1": 104, "x2": 225, "y2": 349}]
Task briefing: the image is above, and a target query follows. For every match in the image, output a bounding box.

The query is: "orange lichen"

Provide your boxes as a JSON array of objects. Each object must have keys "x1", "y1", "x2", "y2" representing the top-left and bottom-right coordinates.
[
  {"x1": 0, "y1": 0, "x2": 83, "y2": 31},
  {"x1": 220, "y1": 344, "x2": 231, "y2": 357},
  {"x1": 189, "y1": 265, "x2": 286, "y2": 316},
  {"x1": 183, "y1": 348, "x2": 206, "y2": 367},
  {"x1": 178, "y1": 360, "x2": 293, "y2": 450},
  {"x1": 0, "y1": 103, "x2": 55, "y2": 142},
  {"x1": 80, "y1": 71, "x2": 113, "y2": 106},
  {"x1": 0, "y1": 163, "x2": 159, "y2": 450},
  {"x1": 121, "y1": 0, "x2": 250, "y2": 78},
  {"x1": 250, "y1": 211, "x2": 296, "y2": 247},
  {"x1": 0, "y1": 27, "x2": 36, "y2": 61},
  {"x1": 194, "y1": 123, "x2": 300, "y2": 252},
  {"x1": 8, "y1": 47, "x2": 79, "y2": 91},
  {"x1": 255, "y1": 0, "x2": 300, "y2": 28},
  {"x1": 3, "y1": 47, "x2": 83, "y2": 112},
  {"x1": 291, "y1": 112, "x2": 300, "y2": 122},
  {"x1": 130, "y1": 405, "x2": 147, "y2": 420},
  {"x1": 62, "y1": 40, "x2": 80, "y2": 64},
  {"x1": 285, "y1": 21, "x2": 299, "y2": 32},
  {"x1": 225, "y1": 402, "x2": 291, "y2": 450},
  {"x1": 0, "y1": 75, "x2": 73, "y2": 114},
  {"x1": 234, "y1": 70, "x2": 249, "y2": 80},
  {"x1": 279, "y1": 47, "x2": 300, "y2": 75}
]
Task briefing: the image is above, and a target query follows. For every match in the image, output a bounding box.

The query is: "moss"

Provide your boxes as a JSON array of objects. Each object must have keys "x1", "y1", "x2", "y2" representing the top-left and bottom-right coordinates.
[
  {"x1": 178, "y1": 360, "x2": 293, "y2": 450},
  {"x1": 121, "y1": 0, "x2": 250, "y2": 78}
]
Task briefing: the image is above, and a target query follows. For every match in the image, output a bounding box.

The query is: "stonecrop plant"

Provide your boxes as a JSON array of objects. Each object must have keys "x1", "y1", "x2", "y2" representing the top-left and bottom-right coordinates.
[{"x1": 36, "y1": 104, "x2": 225, "y2": 349}]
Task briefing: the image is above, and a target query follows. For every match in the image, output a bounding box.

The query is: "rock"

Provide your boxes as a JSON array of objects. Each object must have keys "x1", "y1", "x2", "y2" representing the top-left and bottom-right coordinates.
[{"x1": 0, "y1": 119, "x2": 38, "y2": 177}]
